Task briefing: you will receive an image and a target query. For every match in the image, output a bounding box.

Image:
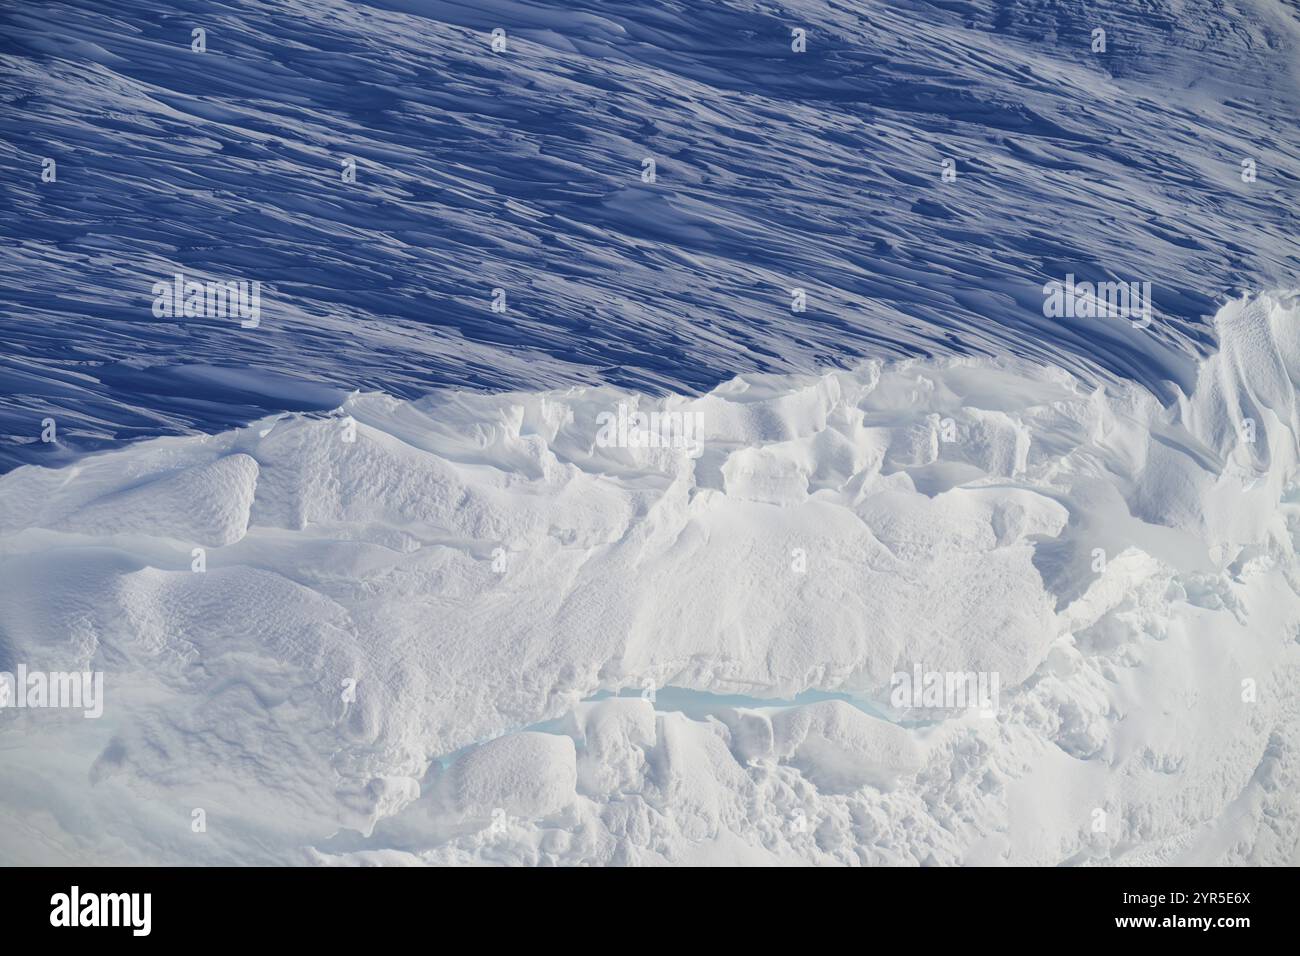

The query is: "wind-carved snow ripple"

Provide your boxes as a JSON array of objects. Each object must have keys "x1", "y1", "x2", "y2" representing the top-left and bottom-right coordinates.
[{"x1": 3, "y1": 0, "x2": 1300, "y2": 469}]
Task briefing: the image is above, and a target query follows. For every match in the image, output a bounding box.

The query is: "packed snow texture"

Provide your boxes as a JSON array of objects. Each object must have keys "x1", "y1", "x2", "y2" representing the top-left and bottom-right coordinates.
[{"x1": 1, "y1": 292, "x2": 1298, "y2": 865}]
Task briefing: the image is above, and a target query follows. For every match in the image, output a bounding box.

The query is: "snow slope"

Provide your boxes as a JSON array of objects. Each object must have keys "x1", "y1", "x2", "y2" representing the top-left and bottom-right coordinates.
[
  {"x1": 3, "y1": 0, "x2": 1300, "y2": 469},
  {"x1": 1, "y1": 292, "x2": 1297, "y2": 865}
]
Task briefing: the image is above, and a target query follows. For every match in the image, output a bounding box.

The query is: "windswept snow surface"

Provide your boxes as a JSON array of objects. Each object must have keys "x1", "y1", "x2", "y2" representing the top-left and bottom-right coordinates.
[
  {"x1": 2, "y1": 0, "x2": 1300, "y2": 469},
  {"x1": 2, "y1": 0, "x2": 1300, "y2": 866},
  {"x1": 1, "y1": 293, "x2": 1299, "y2": 865}
]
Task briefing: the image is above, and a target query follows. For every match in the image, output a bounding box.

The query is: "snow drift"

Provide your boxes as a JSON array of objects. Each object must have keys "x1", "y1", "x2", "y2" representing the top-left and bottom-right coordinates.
[{"x1": 1, "y1": 292, "x2": 1298, "y2": 865}]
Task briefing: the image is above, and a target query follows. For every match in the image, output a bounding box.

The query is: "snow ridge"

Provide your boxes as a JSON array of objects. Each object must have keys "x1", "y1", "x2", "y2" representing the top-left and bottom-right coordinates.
[{"x1": 1, "y1": 292, "x2": 1298, "y2": 865}]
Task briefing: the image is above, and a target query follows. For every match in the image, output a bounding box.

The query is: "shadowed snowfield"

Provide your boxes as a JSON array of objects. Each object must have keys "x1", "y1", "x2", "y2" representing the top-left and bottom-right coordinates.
[{"x1": 1, "y1": 0, "x2": 1299, "y2": 865}]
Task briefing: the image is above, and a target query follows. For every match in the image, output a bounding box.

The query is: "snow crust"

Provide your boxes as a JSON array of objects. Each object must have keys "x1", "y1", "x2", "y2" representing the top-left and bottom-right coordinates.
[{"x1": 1, "y1": 293, "x2": 1298, "y2": 865}]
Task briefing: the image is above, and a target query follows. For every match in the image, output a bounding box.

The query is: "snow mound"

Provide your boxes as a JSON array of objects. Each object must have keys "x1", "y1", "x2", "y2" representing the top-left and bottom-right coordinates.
[
  {"x1": 58, "y1": 454, "x2": 259, "y2": 546},
  {"x1": 770, "y1": 701, "x2": 923, "y2": 793},
  {"x1": 1, "y1": 293, "x2": 1299, "y2": 865},
  {"x1": 452, "y1": 732, "x2": 577, "y2": 820},
  {"x1": 0, "y1": 452, "x2": 258, "y2": 546}
]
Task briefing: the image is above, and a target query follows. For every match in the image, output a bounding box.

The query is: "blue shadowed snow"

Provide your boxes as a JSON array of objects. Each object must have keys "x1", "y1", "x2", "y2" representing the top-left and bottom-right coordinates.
[{"x1": 1, "y1": 0, "x2": 1298, "y2": 470}]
